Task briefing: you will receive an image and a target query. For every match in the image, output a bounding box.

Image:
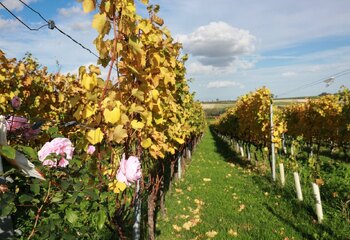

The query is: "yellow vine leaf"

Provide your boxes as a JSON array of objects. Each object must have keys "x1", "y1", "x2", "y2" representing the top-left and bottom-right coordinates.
[
  {"x1": 151, "y1": 15, "x2": 164, "y2": 26},
  {"x1": 92, "y1": 13, "x2": 107, "y2": 34},
  {"x1": 58, "y1": 93, "x2": 64, "y2": 103},
  {"x1": 131, "y1": 120, "x2": 144, "y2": 130},
  {"x1": 141, "y1": 138, "x2": 152, "y2": 149},
  {"x1": 104, "y1": 2, "x2": 110, "y2": 12},
  {"x1": 114, "y1": 181, "x2": 126, "y2": 193},
  {"x1": 151, "y1": 89, "x2": 159, "y2": 100},
  {"x1": 87, "y1": 128, "x2": 104, "y2": 145},
  {"x1": 81, "y1": 74, "x2": 97, "y2": 90},
  {"x1": 89, "y1": 64, "x2": 101, "y2": 75},
  {"x1": 113, "y1": 125, "x2": 128, "y2": 143},
  {"x1": 82, "y1": 0, "x2": 95, "y2": 13},
  {"x1": 139, "y1": 20, "x2": 152, "y2": 34},
  {"x1": 174, "y1": 137, "x2": 185, "y2": 145},
  {"x1": 82, "y1": 104, "x2": 96, "y2": 119},
  {"x1": 104, "y1": 107, "x2": 121, "y2": 124},
  {"x1": 126, "y1": 2, "x2": 136, "y2": 14},
  {"x1": 73, "y1": 105, "x2": 83, "y2": 121},
  {"x1": 154, "y1": 117, "x2": 163, "y2": 125},
  {"x1": 128, "y1": 37, "x2": 143, "y2": 55}
]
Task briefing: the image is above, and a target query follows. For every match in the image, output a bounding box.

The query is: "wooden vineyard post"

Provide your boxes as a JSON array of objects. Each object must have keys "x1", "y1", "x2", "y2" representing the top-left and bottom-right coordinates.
[
  {"x1": 282, "y1": 133, "x2": 287, "y2": 155},
  {"x1": 186, "y1": 146, "x2": 191, "y2": 160},
  {"x1": 270, "y1": 101, "x2": 276, "y2": 181},
  {"x1": 133, "y1": 180, "x2": 141, "y2": 240},
  {"x1": 279, "y1": 163, "x2": 285, "y2": 187},
  {"x1": 293, "y1": 172, "x2": 303, "y2": 201},
  {"x1": 312, "y1": 183, "x2": 324, "y2": 223},
  {"x1": 177, "y1": 154, "x2": 182, "y2": 179},
  {"x1": 247, "y1": 145, "x2": 251, "y2": 161},
  {"x1": 240, "y1": 145, "x2": 244, "y2": 157}
]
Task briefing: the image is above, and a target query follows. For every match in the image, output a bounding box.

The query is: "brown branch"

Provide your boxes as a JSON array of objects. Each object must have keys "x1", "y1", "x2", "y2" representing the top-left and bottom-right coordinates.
[{"x1": 27, "y1": 180, "x2": 51, "y2": 239}]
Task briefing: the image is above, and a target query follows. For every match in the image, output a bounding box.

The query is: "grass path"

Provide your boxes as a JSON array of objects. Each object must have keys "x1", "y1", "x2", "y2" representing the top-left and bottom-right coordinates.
[{"x1": 156, "y1": 127, "x2": 348, "y2": 240}]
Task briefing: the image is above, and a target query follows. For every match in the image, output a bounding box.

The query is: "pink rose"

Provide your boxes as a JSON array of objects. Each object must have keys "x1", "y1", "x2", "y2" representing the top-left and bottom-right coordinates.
[
  {"x1": 116, "y1": 154, "x2": 142, "y2": 186},
  {"x1": 38, "y1": 137, "x2": 74, "y2": 168},
  {"x1": 6, "y1": 116, "x2": 29, "y2": 132},
  {"x1": 11, "y1": 96, "x2": 21, "y2": 109},
  {"x1": 87, "y1": 145, "x2": 96, "y2": 155},
  {"x1": 58, "y1": 158, "x2": 69, "y2": 168}
]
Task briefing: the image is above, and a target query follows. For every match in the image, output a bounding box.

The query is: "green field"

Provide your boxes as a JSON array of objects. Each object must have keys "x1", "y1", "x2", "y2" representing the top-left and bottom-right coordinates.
[{"x1": 156, "y1": 126, "x2": 350, "y2": 240}]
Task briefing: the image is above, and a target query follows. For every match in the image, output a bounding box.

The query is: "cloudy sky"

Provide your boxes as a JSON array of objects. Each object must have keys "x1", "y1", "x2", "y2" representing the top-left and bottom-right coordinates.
[{"x1": 1, "y1": 0, "x2": 350, "y2": 100}]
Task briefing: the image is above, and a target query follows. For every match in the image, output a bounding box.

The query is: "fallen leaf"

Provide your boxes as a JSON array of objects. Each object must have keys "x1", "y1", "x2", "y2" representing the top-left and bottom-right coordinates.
[
  {"x1": 316, "y1": 178, "x2": 325, "y2": 186},
  {"x1": 205, "y1": 230, "x2": 218, "y2": 238},
  {"x1": 172, "y1": 224, "x2": 182, "y2": 232},
  {"x1": 238, "y1": 204, "x2": 245, "y2": 212},
  {"x1": 203, "y1": 178, "x2": 211, "y2": 182},
  {"x1": 228, "y1": 229, "x2": 238, "y2": 237},
  {"x1": 175, "y1": 188, "x2": 183, "y2": 193},
  {"x1": 182, "y1": 221, "x2": 193, "y2": 230}
]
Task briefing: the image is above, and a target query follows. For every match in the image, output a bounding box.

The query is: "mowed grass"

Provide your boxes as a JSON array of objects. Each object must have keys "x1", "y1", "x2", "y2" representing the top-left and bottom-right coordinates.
[{"x1": 156, "y1": 127, "x2": 350, "y2": 240}]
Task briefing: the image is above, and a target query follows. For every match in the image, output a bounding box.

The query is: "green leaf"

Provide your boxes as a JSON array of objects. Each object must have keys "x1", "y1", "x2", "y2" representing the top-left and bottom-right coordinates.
[
  {"x1": 20, "y1": 146, "x2": 37, "y2": 159},
  {"x1": 19, "y1": 194, "x2": 33, "y2": 204},
  {"x1": 96, "y1": 209, "x2": 107, "y2": 230},
  {"x1": 51, "y1": 193, "x2": 63, "y2": 203},
  {"x1": 48, "y1": 126, "x2": 58, "y2": 136},
  {"x1": 1, "y1": 203, "x2": 15, "y2": 216},
  {"x1": 30, "y1": 183, "x2": 40, "y2": 195},
  {"x1": 0, "y1": 146, "x2": 16, "y2": 159},
  {"x1": 66, "y1": 209, "x2": 79, "y2": 224}
]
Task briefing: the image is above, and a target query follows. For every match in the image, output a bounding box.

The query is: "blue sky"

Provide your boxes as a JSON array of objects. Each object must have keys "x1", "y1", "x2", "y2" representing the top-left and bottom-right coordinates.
[{"x1": 0, "y1": 0, "x2": 350, "y2": 101}]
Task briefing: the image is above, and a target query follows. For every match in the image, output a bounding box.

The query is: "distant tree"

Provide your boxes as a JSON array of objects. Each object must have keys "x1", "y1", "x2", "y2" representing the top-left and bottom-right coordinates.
[{"x1": 319, "y1": 92, "x2": 330, "y2": 96}]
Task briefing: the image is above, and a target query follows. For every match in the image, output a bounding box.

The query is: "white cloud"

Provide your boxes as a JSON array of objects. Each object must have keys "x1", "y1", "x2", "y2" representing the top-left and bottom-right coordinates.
[
  {"x1": 282, "y1": 71, "x2": 297, "y2": 77},
  {"x1": 309, "y1": 65, "x2": 321, "y2": 72},
  {"x1": 0, "y1": 17, "x2": 20, "y2": 30},
  {"x1": 1, "y1": 0, "x2": 37, "y2": 12},
  {"x1": 207, "y1": 81, "x2": 244, "y2": 89},
  {"x1": 58, "y1": 6, "x2": 84, "y2": 17},
  {"x1": 179, "y1": 21, "x2": 256, "y2": 67},
  {"x1": 70, "y1": 22, "x2": 90, "y2": 31}
]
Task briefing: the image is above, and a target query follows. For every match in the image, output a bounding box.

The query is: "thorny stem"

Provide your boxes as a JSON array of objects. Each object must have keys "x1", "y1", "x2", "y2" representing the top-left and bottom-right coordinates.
[{"x1": 28, "y1": 180, "x2": 51, "y2": 239}]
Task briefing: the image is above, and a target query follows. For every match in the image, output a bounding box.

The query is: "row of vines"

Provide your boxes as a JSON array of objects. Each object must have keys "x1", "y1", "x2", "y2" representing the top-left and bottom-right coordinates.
[
  {"x1": 214, "y1": 86, "x2": 349, "y2": 170},
  {"x1": 213, "y1": 86, "x2": 350, "y2": 227},
  {"x1": 0, "y1": 0, "x2": 205, "y2": 239}
]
